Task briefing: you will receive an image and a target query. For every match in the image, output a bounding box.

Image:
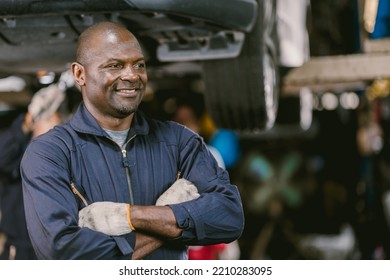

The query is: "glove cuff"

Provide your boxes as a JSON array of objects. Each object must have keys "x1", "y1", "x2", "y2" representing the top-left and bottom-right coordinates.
[{"x1": 126, "y1": 204, "x2": 136, "y2": 231}]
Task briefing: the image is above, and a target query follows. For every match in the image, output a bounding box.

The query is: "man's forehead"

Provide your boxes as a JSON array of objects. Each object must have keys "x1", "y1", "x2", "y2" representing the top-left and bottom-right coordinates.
[
  {"x1": 97, "y1": 29, "x2": 140, "y2": 47},
  {"x1": 78, "y1": 24, "x2": 144, "y2": 64},
  {"x1": 106, "y1": 32, "x2": 119, "y2": 44},
  {"x1": 93, "y1": 33, "x2": 143, "y2": 56}
]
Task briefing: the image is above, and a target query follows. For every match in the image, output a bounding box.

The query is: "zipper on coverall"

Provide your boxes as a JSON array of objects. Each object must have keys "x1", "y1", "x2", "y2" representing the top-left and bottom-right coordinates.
[
  {"x1": 69, "y1": 135, "x2": 138, "y2": 207},
  {"x1": 121, "y1": 135, "x2": 137, "y2": 205}
]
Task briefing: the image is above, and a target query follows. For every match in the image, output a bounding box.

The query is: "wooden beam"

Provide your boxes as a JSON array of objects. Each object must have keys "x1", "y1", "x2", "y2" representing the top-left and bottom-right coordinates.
[{"x1": 283, "y1": 52, "x2": 390, "y2": 94}]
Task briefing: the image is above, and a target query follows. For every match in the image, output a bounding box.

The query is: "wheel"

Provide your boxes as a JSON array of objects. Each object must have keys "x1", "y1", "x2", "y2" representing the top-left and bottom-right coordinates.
[{"x1": 202, "y1": 0, "x2": 279, "y2": 132}]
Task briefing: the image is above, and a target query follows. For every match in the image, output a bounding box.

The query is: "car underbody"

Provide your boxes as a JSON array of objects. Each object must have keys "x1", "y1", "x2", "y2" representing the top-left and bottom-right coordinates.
[{"x1": 0, "y1": 0, "x2": 279, "y2": 132}]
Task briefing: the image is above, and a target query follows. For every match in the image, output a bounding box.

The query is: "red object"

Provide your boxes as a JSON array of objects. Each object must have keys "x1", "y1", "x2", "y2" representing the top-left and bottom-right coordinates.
[{"x1": 188, "y1": 244, "x2": 227, "y2": 260}]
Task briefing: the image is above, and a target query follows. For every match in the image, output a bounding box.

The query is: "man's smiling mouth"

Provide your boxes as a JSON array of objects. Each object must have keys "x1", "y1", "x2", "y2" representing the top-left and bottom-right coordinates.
[{"x1": 116, "y1": 88, "x2": 141, "y2": 96}]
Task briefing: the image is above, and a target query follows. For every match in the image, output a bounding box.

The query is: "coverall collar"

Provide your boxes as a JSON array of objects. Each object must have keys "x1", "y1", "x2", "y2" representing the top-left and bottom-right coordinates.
[{"x1": 69, "y1": 102, "x2": 149, "y2": 137}]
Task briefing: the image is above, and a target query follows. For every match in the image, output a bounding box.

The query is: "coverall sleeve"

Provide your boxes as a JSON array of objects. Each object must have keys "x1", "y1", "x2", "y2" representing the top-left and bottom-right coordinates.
[
  {"x1": 20, "y1": 135, "x2": 135, "y2": 259},
  {"x1": 169, "y1": 127, "x2": 244, "y2": 245}
]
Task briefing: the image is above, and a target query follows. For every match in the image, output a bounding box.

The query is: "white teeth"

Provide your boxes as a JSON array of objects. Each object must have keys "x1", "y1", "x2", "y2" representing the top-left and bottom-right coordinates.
[{"x1": 118, "y1": 89, "x2": 136, "y2": 93}]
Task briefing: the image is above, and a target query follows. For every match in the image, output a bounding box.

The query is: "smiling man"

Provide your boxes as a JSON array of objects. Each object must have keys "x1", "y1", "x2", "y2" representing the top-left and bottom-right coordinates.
[
  {"x1": 20, "y1": 21, "x2": 244, "y2": 260},
  {"x1": 73, "y1": 23, "x2": 147, "y2": 124}
]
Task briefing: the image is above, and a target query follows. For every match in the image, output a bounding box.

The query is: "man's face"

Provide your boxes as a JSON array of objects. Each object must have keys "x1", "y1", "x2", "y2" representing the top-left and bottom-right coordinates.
[{"x1": 79, "y1": 30, "x2": 148, "y2": 120}]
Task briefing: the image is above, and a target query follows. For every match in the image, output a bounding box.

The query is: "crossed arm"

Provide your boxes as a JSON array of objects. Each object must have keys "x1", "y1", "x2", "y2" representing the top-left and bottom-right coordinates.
[
  {"x1": 130, "y1": 205, "x2": 179, "y2": 259},
  {"x1": 78, "y1": 178, "x2": 199, "y2": 259}
]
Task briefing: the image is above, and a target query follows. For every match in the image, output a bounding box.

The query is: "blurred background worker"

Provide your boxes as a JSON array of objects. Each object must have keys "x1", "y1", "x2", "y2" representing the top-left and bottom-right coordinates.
[{"x1": 0, "y1": 79, "x2": 71, "y2": 259}]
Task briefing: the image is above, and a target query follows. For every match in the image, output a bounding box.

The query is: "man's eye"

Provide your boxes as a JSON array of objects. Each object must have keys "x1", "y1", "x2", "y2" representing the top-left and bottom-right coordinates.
[
  {"x1": 107, "y1": 63, "x2": 121, "y2": 69},
  {"x1": 134, "y1": 62, "x2": 145, "y2": 70}
]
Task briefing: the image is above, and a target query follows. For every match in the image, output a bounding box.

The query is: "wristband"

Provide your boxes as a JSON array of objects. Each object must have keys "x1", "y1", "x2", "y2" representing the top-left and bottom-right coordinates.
[{"x1": 126, "y1": 204, "x2": 136, "y2": 231}]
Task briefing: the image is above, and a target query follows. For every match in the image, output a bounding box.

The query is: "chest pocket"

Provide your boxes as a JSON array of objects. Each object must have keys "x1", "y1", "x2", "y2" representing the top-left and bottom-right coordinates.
[
  {"x1": 69, "y1": 181, "x2": 89, "y2": 208},
  {"x1": 68, "y1": 145, "x2": 91, "y2": 210}
]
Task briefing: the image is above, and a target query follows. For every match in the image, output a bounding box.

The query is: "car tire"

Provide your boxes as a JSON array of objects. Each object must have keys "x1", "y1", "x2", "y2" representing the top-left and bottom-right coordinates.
[{"x1": 202, "y1": 0, "x2": 279, "y2": 132}]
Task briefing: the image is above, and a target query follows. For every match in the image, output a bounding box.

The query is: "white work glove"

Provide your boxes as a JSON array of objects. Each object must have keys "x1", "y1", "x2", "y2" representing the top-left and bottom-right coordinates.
[
  {"x1": 156, "y1": 178, "x2": 200, "y2": 206},
  {"x1": 28, "y1": 84, "x2": 65, "y2": 122},
  {"x1": 78, "y1": 202, "x2": 132, "y2": 236}
]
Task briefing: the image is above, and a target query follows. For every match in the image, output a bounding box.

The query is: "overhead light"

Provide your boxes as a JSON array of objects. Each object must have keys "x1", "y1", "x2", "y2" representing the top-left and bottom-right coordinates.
[
  {"x1": 300, "y1": 87, "x2": 313, "y2": 130},
  {"x1": 37, "y1": 71, "x2": 55, "y2": 85},
  {"x1": 0, "y1": 76, "x2": 26, "y2": 92},
  {"x1": 340, "y1": 92, "x2": 360, "y2": 110},
  {"x1": 322, "y1": 92, "x2": 338, "y2": 110}
]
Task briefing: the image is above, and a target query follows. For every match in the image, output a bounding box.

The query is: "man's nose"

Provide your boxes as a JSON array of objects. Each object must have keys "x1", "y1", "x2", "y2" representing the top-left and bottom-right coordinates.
[{"x1": 120, "y1": 66, "x2": 138, "y2": 82}]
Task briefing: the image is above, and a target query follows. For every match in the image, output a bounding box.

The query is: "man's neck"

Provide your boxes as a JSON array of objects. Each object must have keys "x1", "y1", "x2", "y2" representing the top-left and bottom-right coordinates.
[
  {"x1": 85, "y1": 104, "x2": 134, "y2": 131},
  {"x1": 98, "y1": 115, "x2": 133, "y2": 131}
]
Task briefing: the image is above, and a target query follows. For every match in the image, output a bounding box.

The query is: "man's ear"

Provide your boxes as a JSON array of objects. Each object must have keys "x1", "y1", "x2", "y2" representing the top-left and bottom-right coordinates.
[{"x1": 71, "y1": 62, "x2": 85, "y2": 87}]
